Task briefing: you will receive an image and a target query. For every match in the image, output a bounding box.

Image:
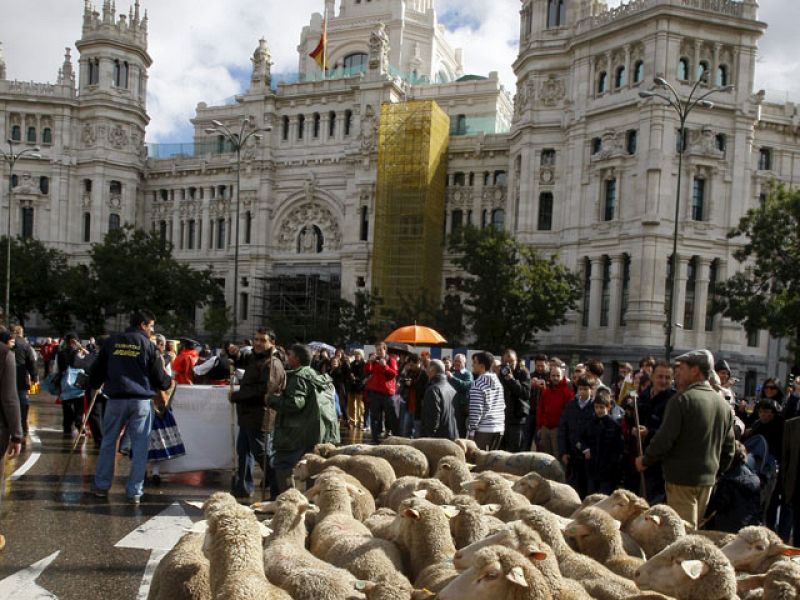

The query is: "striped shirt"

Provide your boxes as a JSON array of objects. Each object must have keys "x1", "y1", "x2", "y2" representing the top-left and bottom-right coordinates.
[{"x1": 468, "y1": 372, "x2": 505, "y2": 434}]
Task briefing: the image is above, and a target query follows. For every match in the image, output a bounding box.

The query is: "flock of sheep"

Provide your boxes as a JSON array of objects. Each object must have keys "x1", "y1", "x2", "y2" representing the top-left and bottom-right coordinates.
[{"x1": 147, "y1": 436, "x2": 800, "y2": 600}]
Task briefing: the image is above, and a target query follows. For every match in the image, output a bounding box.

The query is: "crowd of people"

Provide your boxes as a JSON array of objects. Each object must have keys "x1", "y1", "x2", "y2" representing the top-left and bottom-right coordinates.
[{"x1": 1, "y1": 317, "x2": 799, "y2": 551}]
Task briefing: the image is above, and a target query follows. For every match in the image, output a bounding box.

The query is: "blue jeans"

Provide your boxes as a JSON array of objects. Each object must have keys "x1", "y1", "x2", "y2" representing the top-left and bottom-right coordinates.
[
  {"x1": 94, "y1": 398, "x2": 153, "y2": 499},
  {"x1": 233, "y1": 427, "x2": 274, "y2": 498},
  {"x1": 397, "y1": 400, "x2": 414, "y2": 437}
]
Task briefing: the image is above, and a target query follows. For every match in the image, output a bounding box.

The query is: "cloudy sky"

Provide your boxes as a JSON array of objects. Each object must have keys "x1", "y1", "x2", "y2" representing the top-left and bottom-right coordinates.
[{"x1": 2, "y1": 0, "x2": 798, "y2": 143}]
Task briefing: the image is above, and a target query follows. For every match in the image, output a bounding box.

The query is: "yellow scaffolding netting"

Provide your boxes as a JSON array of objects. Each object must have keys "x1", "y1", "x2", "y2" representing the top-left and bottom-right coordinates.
[{"x1": 372, "y1": 101, "x2": 449, "y2": 309}]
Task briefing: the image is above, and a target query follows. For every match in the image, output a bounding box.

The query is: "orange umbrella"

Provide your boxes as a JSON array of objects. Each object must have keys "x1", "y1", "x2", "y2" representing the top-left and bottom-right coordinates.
[{"x1": 385, "y1": 325, "x2": 447, "y2": 345}]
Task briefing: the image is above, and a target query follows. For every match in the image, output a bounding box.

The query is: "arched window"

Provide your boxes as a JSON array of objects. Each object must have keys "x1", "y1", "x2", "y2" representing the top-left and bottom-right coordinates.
[
  {"x1": 633, "y1": 60, "x2": 644, "y2": 84},
  {"x1": 494, "y1": 171, "x2": 507, "y2": 186},
  {"x1": 11, "y1": 125, "x2": 21, "y2": 141},
  {"x1": 343, "y1": 53, "x2": 368, "y2": 74},
  {"x1": 541, "y1": 149, "x2": 556, "y2": 166},
  {"x1": 88, "y1": 58, "x2": 100, "y2": 85},
  {"x1": 21, "y1": 207, "x2": 34, "y2": 239},
  {"x1": 716, "y1": 65, "x2": 729, "y2": 87},
  {"x1": 582, "y1": 258, "x2": 592, "y2": 327},
  {"x1": 684, "y1": 257, "x2": 697, "y2": 330},
  {"x1": 547, "y1": 0, "x2": 566, "y2": 28},
  {"x1": 597, "y1": 71, "x2": 608, "y2": 94},
  {"x1": 109, "y1": 213, "x2": 121, "y2": 231},
  {"x1": 620, "y1": 254, "x2": 631, "y2": 326},
  {"x1": 313, "y1": 113, "x2": 321, "y2": 138},
  {"x1": 538, "y1": 192, "x2": 554, "y2": 231},
  {"x1": 678, "y1": 57, "x2": 690, "y2": 81},
  {"x1": 451, "y1": 209, "x2": 463, "y2": 234},
  {"x1": 455, "y1": 114, "x2": 467, "y2": 135},
  {"x1": 109, "y1": 180, "x2": 122, "y2": 195},
  {"x1": 490, "y1": 209, "x2": 505, "y2": 229},
  {"x1": 282, "y1": 116, "x2": 290, "y2": 140},
  {"x1": 83, "y1": 212, "x2": 92, "y2": 243},
  {"x1": 603, "y1": 178, "x2": 617, "y2": 221},
  {"x1": 692, "y1": 177, "x2": 705, "y2": 221},
  {"x1": 113, "y1": 60, "x2": 129, "y2": 88},
  {"x1": 245, "y1": 211, "x2": 252, "y2": 244},
  {"x1": 600, "y1": 256, "x2": 611, "y2": 327},
  {"x1": 27, "y1": 126, "x2": 36, "y2": 143},
  {"x1": 42, "y1": 128, "x2": 52, "y2": 144},
  {"x1": 297, "y1": 114, "x2": 305, "y2": 140},
  {"x1": 626, "y1": 130, "x2": 638, "y2": 155},
  {"x1": 697, "y1": 60, "x2": 709, "y2": 82},
  {"x1": 329, "y1": 111, "x2": 336, "y2": 137},
  {"x1": 344, "y1": 110, "x2": 353, "y2": 136},
  {"x1": 39, "y1": 176, "x2": 49, "y2": 195},
  {"x1": 615, "y1": 65, "x2": 626, "y2": 88}
]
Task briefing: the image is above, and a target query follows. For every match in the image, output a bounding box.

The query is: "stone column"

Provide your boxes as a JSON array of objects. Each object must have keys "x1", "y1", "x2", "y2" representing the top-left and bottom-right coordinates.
[
  {"x1": 608, "y1": 254, "x2": 625, "y2": 331},
  {"x1": 589, "y1": 257, "x2": 604, "y2": 329},
  {"x1": 624, "y1": 45, "x2": 631, "y2": 88},
  {"x1": 672, "y1": 256, "x2": 689, "y2": 346},
  {"x1": 712, "y1": 43, "x2": 721, "y2": 85},
  {"x1": 693, "y1": 257, "x2": 711, "y2": 336},
  {"x1": 693, "y1": 40, "x2": 701, "y2": 81}
]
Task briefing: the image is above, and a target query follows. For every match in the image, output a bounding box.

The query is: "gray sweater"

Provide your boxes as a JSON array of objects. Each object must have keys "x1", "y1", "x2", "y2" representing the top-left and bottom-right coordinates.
[{"x1": 0, "y1": 342, "x2": 22, "y2": 449}]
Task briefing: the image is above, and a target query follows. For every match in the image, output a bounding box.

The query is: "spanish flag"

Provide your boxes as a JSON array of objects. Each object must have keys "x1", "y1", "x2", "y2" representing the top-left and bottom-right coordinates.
[{"x1": 309, "y1": 19, "x2": 328, "y2": 70}]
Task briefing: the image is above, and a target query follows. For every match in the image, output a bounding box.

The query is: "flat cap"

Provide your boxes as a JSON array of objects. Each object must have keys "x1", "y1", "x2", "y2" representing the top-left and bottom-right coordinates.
[
  {"x1": 674, "y1": 349, "x2": 714, "y2": 375},
  {"x1": 715, "y1": 359, "x2": 732, "y2": 374}
]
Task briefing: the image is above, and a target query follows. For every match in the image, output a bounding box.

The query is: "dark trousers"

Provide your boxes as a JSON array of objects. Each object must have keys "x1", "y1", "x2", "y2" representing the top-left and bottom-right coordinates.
[
  {"x1": 273, "y1": 446, "x2": 313, "y2": 495},
  {"x1": 502, "y1": 421, "x2": 525, "y2": 452},
  {"x1": 61, "y1": 397, "x2": 84, "y2": 434},
  {"x1": 86, "y1": 394, "x2": 107, "y2": 447},
  {"x1": 522, "y1": 412, "x2": 537, "y2": 451},
  {"x1": 567, "y1": 455, "x2": 589, "y2": 498},
  {"x1": 473, "y1": 431, "x2": 503, "y2": 451},
  {"x1": 233, "y1": 427, "x2": 274, "y2": 498},
  {"x1": 368, "y1": 390, "x2": 392, "y2": 444},
  {"x1": 588, "y1": 477, "x2": 618, "y2": 495},
  {"x1": 17, "y1": 390, "x2": 29, "y2": 435},
  {"x1": 454, "y1": 398, "x2": 468, "y2": 439}
]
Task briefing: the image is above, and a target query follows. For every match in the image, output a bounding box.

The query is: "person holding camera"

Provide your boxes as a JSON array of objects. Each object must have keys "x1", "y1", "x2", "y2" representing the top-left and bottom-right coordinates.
[
  {"x1": 498, "y1": 349, "x2": 530, "y2": 452},
  {"x1": 524, "y1": 354, "x2": 549, "y2": 450},
  {"x1": 364, "y1": 342, "x2": 398, "y2": 443}
]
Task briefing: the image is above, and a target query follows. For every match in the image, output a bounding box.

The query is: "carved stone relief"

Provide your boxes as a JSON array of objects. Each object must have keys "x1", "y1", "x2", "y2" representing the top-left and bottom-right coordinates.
[
  {"x1": 277, "y1": 201, "x2": 342, "y2": 253},
  {"x1": 539, "y1": 75, "x2": 565, "y2": 107},
  {"x1": 108, "y1": 124, "x2": 129, "y2": 149}
]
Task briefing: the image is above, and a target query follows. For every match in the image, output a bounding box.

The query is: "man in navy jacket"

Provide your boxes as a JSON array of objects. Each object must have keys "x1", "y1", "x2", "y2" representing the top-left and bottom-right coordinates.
[{"x1": 90, "y1": 309, "x2": 171, "y2": 503}]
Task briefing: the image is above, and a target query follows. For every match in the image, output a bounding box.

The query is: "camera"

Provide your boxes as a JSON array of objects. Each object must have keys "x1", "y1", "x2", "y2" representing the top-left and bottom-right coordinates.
[{"x1": 500, "y1": 364, "x2": 512, "y2": 378}]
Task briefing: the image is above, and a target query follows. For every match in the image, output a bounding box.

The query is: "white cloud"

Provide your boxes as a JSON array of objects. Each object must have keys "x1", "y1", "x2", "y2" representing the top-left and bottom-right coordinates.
[{"x1": 2, "y1": 0, "x2": 798, "y2": 143}]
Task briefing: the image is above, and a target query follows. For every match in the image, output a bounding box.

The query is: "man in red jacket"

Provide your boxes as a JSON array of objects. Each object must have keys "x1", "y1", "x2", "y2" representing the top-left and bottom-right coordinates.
[
  {"x1": 364, "y1": 342, "x2": 398, "y2": 443},
  {"x1": 536, "y1": 365, "x2": 573, "y2": 457}
]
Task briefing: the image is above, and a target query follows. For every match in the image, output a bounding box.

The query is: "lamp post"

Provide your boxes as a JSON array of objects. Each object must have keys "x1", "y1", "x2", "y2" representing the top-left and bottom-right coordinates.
[
  {"x1": 639, "y1": 76, "x2": 733, "y2": 362},
  {"x1": 0, "y1": 140, "x2": 41, "y2": 327},
  {"x1": 204, "y1": 119, "x2": 271, "y2": 343}
]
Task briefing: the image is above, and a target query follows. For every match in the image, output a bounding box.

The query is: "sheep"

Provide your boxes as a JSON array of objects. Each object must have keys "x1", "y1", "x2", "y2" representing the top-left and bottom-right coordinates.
[
  {"x1": 720, "y1": 526, "x2": 800, "y2": 574},
  {"x1": 359, "y1": 580, "x2": 437, "y2": 600},
  {"x1": 381, "y1": 477, "x2": 423, "y2": 511},
  {"x1": 570, "y1": 493, "x2": 608, "y2": 517},
  {"x1": 563, "y1": 506, "x2": 644, "y2": 580},
  {"x1": 633, "y1": 535, "x2": 737, "y2": 600},
  {"x1": 315, "y1": 443, "x2": 372, "y2": 457},
  {"x1": 439, "y1": 545, "x2": 554, "y2": 600},
  {"x1": 739, "y1": 560, "x2": 800, "y2": 600},
  {"x1": 627, "y1": 504, "x2": 686, "y2": 559},
  {"x1": 512, "y1": 472, "x2": 581, "y2": 517},
  {"x1": 306, "y1": 473, "x2": 375, "y2": 558},
  {"x1": 446, "y1": 495, "x2": 506, "y2": 550},
  {"x1": 294, "y1": 453, "x2": 396, "y2": 498},
  {"x1": 147, "y1": 532, "x2": 211, "y2": 600},
  {"x1": 290, "y1": 460, "x2": 376, "y2": 522},
  {"x1": 434, "y1": 455, "x2": 473, "y2": 494},
  {"x1": 590, "y1": 489, "x2": 648, "y2": 558},
  {"x1": 462, "y1": 471, "x2": 532, "y2": 521},
  {"x1": 382, "y1": 436, "x2": 466, "y2": 476},
  {"x1": 691, "y1": 529, "x2": 737, "y2": 548},
  {"x1": 393, "y1": 497, "x2": 459, "y2": 592},
  {"x1": 364, "y1": 508, "x2": 399, "y2": 539},
  {"x1": 315, "y1": 443, "x2": 429, "y2": 479},
  {"x1": 380, "y1": 477, "x2": 453, "y2": 511},
  {"x1": 457, "y1": 438, "x2": 566, "y2": 482},
  {"x1": 202, "y1": 494, "x2": 291, "y2": 600}
]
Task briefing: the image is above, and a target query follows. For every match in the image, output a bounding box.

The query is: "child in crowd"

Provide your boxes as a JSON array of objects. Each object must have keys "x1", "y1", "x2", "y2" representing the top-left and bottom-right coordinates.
[{"x1": 581, "y1": 388, "x2": 625, "y2": 495}]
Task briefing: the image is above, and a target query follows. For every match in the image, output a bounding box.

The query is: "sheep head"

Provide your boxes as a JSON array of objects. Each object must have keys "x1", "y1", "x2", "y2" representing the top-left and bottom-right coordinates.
[
  {"x1": 454, "y1": 438, "x2": 479, "y2": 462},
  {"x1": 512, "y1": 472, "x2": 551, "y2": 504},
  {"x1": 634, "y1": 535, "x2": 736, "y2": 600},
  {"x1": 721, "y1": 526, "x2": 800, "y2": 573},
  {"x1": 314, "y1": 443, "x2": 337, "y2": 457},
  {"x1": 762, "y1": 560, "x2": 800, "y2": 598},
  {"x1": 292, "y1": 454, "x2": 324, "y2": 481},
  {"x1": 593, "y1": 489, "x2": 649, "y2": 524},
  {"x1": 461, "y1": 472, "x2": 509, "y2": 504}
]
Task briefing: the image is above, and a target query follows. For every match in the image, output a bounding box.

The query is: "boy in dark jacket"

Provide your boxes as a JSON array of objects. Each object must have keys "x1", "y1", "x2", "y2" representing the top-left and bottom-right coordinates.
[
  {"x1": 581, "y1": 388, "x2": 624, "y2": 495},
  {"x1": 705, "y1": 441, "x2": 762, "y2": 532}
]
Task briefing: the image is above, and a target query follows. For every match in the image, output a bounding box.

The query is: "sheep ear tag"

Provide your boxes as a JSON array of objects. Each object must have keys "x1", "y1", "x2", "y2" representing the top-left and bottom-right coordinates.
[
  {"x1": 525, "y1": 545, "x2": 548, "y2": 561},
  {"x1": 506, "y1": 566, "x2": 529, "y2": 588},
  {"x1": 680, "y1": 560, "x2": 709, "y2": 580}
]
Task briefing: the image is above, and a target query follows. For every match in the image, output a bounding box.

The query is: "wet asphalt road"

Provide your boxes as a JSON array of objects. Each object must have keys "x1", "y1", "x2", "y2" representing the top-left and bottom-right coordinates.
[{"x1": 0, "y1": 391, "x2": 368, "y2": 599}]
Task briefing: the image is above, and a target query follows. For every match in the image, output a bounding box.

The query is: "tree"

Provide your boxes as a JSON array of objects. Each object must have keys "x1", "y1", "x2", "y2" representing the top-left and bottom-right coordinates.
[
  {"x1": 335, "y1": 290, "x2": 384, "y2": 345},
  {"x1": 382, "y1": 291, "x2": 464, "y2": 347},
  {"x1": 203, "y1": 304, "x2": 232, "y2": 347},
  {"x1": 717, "y1": 183, "x2": 800, "y2": 371},
  {"x1": 449, "y1": 226, "x2": 582, "y2": 353}
]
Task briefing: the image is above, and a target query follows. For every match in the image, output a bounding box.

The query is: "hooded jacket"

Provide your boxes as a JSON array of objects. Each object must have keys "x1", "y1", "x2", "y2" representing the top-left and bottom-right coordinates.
[{"x1": 232, "y1": 346, "x2": 285, "y2": 432}]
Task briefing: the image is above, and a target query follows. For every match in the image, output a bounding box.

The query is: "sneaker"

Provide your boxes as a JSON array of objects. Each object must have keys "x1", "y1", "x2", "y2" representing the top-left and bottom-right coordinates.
[
  {"x1": 92, "y1": 487, "x2": 108, "y2": 498},
  {"x1": 127, "y1": 495, "x2": 142, "y2": 505}
]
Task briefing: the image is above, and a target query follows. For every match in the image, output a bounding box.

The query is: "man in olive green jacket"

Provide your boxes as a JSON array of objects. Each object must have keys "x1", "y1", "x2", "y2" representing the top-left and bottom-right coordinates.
[
  {"x1": 271, "y1": 343, "x2": 339, "y2": 492},
  {"x1": 636, "y1": 349, "x2": 735, "y2": 529}
]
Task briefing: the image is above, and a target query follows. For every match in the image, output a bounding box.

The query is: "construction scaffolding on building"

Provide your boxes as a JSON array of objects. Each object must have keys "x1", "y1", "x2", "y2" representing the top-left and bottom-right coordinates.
[{"x1": 371, "y1": 101, "x2": 449, "y2": 308}]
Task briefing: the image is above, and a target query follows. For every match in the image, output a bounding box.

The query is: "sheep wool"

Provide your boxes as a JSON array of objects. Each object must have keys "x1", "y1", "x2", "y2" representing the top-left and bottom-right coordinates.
[
  {"x1": 447, "y1": 495, "x2": 505, "y2": 550},
  {"x1": 512, "y1": 471, "x2": 581, "y2": 518},
  {"x1": 435, "y1": 455, "x2": 473, "y2": 494},
  {"x1": 627, "y1": 504, "x2": 686, "y2": 559},
  {"x1": 721, "y1": 526, "x2": 800, "y2": 574},
  {"x1": 382, "y1": 436, "x2": 466, "y2": 476},
  {"x1": 147, "y1": 532, "x2": 211, "y2": 600},
  {"x1": 462, "y1": 471, "x2": 532, "y2": 522}
]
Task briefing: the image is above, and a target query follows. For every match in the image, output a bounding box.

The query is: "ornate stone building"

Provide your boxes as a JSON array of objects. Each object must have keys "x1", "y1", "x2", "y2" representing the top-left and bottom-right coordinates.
[{"x1": 1, "y1": 0, "x2": 798, "y2": 390}]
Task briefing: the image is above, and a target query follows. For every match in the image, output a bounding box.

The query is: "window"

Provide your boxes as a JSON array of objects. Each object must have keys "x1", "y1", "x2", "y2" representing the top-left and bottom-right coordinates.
[
  {"x1": 159, "y1": 220, "x2": 167, "y2": 244},
  {"x1": 697, "y1": 60, "x2": 709, "y2": 82},
  {"x1": 109, "y1": 180, "x2": 122, "y2": 195},
  {"x1": 633, "y1": 60, "x2": 644, "y2": 84},
  {"x1": 469, "y1": 172, "x2": 475, "y2": 186},
  {"x1": 186, "y1": 219, "x2": 195, "y2": 250},
  {"x1": 360, "y1": 206, "x2": 369, "y2": 241},
  {"x1": 329, "y1": 111, "x2": 336, "y2": 137},
  {"x1": 83, "y1": 212, "x2": 91, "y2": 242},
  {"x1": 240, "y1": 293, "x2": 249, "y2": 321},
  {"x1": 11, "y1": 174, "x2": 18, "y2": 188},
  {"x1": 705, "y1": 259, "x2": 718, "y2": 331},
  {"x1": 582, "y1": 258, "x2": 592, "y2": 327},
  {"x1": 626, "y1": 130, "x2": 638, "y2": 155},
  {"x1": 591, "y1": 137, "x2": 602, "y2": 155},
  {"x1": 452, "y1": 210, "x2": 463, "y2": 234},
  {"x1": 313, "y1": 113, "x2": 321, "y2": 138},
  {"x1": 715, "y1": 133, "x2": 726, "y2": 153},
  {"x1": 692, "y1": 178, "x2": 705, "y2": 221},
  {"x1": 758, "y1": 148, "x2": 772, "y2": 171},
  {"x1": 684, "y1": 257, "x2": 697, "y2": 330},
  {"x1": 11, "y1": 125, "x2": 20, "y2": 141},
  {"x1": 541, "y1": 149, "x2": 556, "y2": 166},
  {"x1": 282, "y1": 116, "x2": 289, "y2": 140},
  {"x1": 343, "y1": 53, "x2": 368, "y2": 73},
  {"x1": 216, "y1": 219, "x2": 225, "y2": 249},
  {"x1": 483, "y1": 171, "x2": 491, "y2": 186},
  {"x1": 547, "y1": 0, "x2": 566, "y2": 27},
  {"x1": 747, "y1": 329, "x2": 759, "y2": 348},
  {"x1": 600, "y1": 256, "x2": 611, "y2": 327},
  {"x1": 297, "y1": 114, "x2": 305, "y2": 140},
  {"x1": 344, "y1": 110, "x2": 353, "y2": 136},
  {"x1": 665, "y1": 255, "x2": 674, "y2": 318},
  {"x1": 597, "y1": 71, "x2": 608, "y2": 94},
  {"x1": 678, "y1": 58, "x2": 690, "y2": 81},
  {"x1": 88, "y1": 58, "x2": 99, "y2": 85},
  {"x1": 113, "y1": 60, "x2": 129, "y2": 88},
  {"x1": 454, "y1": 114, "x2": 467, "y2": 135},
  {"x1": 42, "y1": 128, "x2": 52, "y2": 144},
  {"x1": 245, "y1": 211, "x2": 252, "y2": 244},
  {"x1": 39, "y1": 176, "x2": 49, "y2": 195},
  {"x1": 620, "y1": 254, "x2": 631, "y2": 326},
  {"x1": 481, "y1": 209, "x2": 487, "y2": 228},
  {"x1": 716, "y1": 65, "x2": 729, "y2": 87},
  {"x1": 603, "y1": 178, "x2": 617, "y2": 221},
  {"x1": 453, "y1": 172, "x2": 465, "y2": 187},
  {"x1": 109, "y1": 213, "x2": 121, "y2": 231},
  {"x1": 494, "y1": 171, "x2": 507, "y2": 186},
  {"x1": 538, "y1": 192, "x2": 553, "y2": 231},
  {"x1": 615, "y1": 65, "x2": 626, "y2": 88},
  {"x1": 491, "y1": 209, "x2": 505, "y2": 229},
  {"x1": 676, "y1": 128, "x2": 687, "y2": 153},
  {"x1": 27, "y1": 126, "x2": 36, "y2": 143},
  {"x1": 21, "y1": 207, "x2": 34, "y2": 239}
]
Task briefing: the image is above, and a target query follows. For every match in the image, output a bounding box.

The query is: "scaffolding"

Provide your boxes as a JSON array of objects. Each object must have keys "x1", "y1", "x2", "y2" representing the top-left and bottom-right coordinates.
[{"x1": 372, "y1": 101, "x2": 449, "y2": 308}]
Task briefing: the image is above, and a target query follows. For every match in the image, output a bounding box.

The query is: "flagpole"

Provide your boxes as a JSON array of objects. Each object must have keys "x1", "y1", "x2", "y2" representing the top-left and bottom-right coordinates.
[{"x1": 322, "y1": 4, "x2": 328, "y2": 79}]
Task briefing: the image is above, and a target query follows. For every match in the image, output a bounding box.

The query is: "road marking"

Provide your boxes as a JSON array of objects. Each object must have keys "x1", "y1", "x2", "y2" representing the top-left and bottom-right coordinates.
[
  {"x1": 10, "y1": 430, "x2": 42, "y2": 481},
  {"x1": 115, "y1": 501, "x2": 195, "y2": 551},
  {"x1": 0, "y1": 550, "x2": 60, "y2": 599},
  {"x1": 136, "y1": 549, "x2": 166, "y2": 600}
]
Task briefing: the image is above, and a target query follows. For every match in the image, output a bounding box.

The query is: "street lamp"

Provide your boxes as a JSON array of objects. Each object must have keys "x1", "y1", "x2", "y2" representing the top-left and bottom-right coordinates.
[
  {"x1": 0, "y1": 140, "x2": 41, "y2": 327},
  {"x1": 639, "y1": 76, "x2": 734, "y2": 362},
  {"x1": 204, "y1": 119, "x2": 271, "y2": 343}
]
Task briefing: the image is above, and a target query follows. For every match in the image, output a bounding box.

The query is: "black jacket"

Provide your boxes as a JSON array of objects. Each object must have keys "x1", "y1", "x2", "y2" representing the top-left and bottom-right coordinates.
[
  {"x1": 582, "y1": 414, "x2": 624, "y2": 482},
  {"x1": 706, "y1": 461, "x2": 762, "y2": 532},
  {"x1": 421, "y1": 374, "x2": 458, "y2": 439},
  {"x1": 89, "y1": 328, "x2": 171, "y2": 400},
  {"x1": 641, "y1": 388, "x2": 675, "y2": 450},
  {"x1": 501, "y1": 364, "x2": 531, "y2": 424},
  {"x1": 232, "y1": 347, "x2": 286, "y2": 432},
  {"x1": 349, "y1": 359, "x2": 366, "y2": 392},
  {"x1": 558, "y1": 398, "x2": 595, "y2": 458},
  {"x1": 13, "y1": 336, "x2": 37, "y2": 392}
]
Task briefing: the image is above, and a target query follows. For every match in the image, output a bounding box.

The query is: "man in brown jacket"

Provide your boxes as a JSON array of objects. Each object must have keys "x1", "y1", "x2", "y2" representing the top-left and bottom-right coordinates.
[
  {"x1": 0, "y1": 327, "x2": 23, "y2": 551},
  {"x1": 230, "y1": 327, "x2": 286, "y2": 500}
]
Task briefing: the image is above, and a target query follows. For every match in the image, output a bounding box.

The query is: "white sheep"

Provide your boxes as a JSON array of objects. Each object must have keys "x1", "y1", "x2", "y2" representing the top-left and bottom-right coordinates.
[
  {"x1": 739, "y1": 559, "x2": 800, "y2": 599},
  {"x1": 457, "y1": 438, "x2": 566, "y2": 482},
  {"x1": 512, "y1": 471, "x2": 581, "y2": 518},
  {"x1": 146, "y1": 532, "x2": 211, "y2": 600},
  {"x1": 382, "y1": 436, "x2": 466, "y2": 476},
  {"x1": 590, "y1": 489, "x2": 648, "y2": 558},
  {"x1": 202, "y1": 493, "x2": 291, "y2": 600},
  {"x1": 294, "y1": 453, "x2": 396, "y2": 498},
  {"x1": 435, "y1": 455, "x2": 474, "y2": 494},
  {"x1": 627, "y1": 504, "x2": 686, "y2": 559},
  {"x1": 462, "y1": 471, "x2": 532, "y2": 521},
  {"x1": 315, "y1": 443, "x2": 429, "y2": 479},
  {"x1": 446, "y1": 495, "x2": 506, "y2": 550},
  {"x1": 721, "y1": 526, "x2": 800, "y2": 574},
  {"x1": 633, "y1": 535, "x2": 737, "y2": 600},
  {"x1": 380, "y1": 476, "x2": 453, "y2": 511}
]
